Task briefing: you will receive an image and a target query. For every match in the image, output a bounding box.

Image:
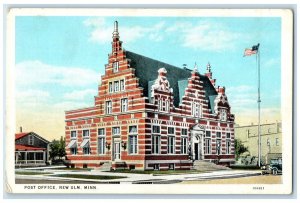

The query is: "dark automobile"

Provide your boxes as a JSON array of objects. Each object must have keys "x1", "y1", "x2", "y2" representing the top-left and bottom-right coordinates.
[{"x1": 261, "y1": 158, "x2": 282, "y2": 175}]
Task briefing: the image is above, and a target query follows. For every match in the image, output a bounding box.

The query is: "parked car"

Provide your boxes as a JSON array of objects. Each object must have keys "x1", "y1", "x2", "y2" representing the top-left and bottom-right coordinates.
[{"x1": 261, "y1": 158, "x2": 282, "y2": 175}]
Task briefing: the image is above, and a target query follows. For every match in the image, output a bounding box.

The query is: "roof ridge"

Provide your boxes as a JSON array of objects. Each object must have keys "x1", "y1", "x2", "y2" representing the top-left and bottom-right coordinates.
[{"x1": 127, "y1": 50, "x2": 191, "y2": 74}]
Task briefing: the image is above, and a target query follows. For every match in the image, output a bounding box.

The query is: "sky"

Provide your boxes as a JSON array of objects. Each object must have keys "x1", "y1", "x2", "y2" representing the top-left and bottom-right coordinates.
[{"x1": 15, "y1": 16, "x2": 281, "y2": 141}]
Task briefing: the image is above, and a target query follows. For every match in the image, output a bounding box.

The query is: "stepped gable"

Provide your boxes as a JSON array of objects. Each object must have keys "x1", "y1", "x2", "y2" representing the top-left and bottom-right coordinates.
[{"x1": 125, "y1": 51, "x2": 218, "y2": 107}]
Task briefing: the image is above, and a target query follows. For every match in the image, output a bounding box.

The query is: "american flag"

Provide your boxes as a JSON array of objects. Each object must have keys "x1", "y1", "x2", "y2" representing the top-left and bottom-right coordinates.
[
  {"x1": 243, "y1": 48, "x2": 257, "y2": 56},
  {"x1": 243, "y1": 43, "x2": 260, "y2": 57}
]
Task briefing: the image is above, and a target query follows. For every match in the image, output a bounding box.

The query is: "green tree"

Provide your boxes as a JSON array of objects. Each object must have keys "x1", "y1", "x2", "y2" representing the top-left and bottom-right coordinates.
[
  {"x1": 58, "y1": 136, "x2": 66, "y2": 158},
  {"x1": 49, "y1": 136, "x2": 66, "y2": 161},
  {"x1": 235, "y1": 139, "x2": 249, "y2": 161}
]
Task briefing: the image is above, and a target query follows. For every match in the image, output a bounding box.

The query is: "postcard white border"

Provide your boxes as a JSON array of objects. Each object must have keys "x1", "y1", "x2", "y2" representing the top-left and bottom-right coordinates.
[{"x1": 5, "y1": 8, "x2": 293, "y2": 194}]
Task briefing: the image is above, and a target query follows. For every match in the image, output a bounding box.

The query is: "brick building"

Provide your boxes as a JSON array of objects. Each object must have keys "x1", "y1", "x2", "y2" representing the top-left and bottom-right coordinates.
[
  {"x1": 235, "y1": 121, "x2": 282, "y2": 165},
  {"x1": 65, "y1": 21, "x2": 235, "y2": 170}
]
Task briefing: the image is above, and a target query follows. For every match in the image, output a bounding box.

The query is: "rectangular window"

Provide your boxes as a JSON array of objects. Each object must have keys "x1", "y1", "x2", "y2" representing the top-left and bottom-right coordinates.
[
  {"x1": 83, "y1": 130, "x2": 89, "y2": 137},
  {"x1": 71, "y1": 131, "x2": 77, "y2": 138},
  {"x1": 195, "y1": 103, "x2": 199, "y2": 117},
  {"x1": 181, "y1": 129, "x2": 188, "y2": 136},
  {"x1": 205, "y1": 139, "x2": 211, "y2": 154},
  {"x1": 181, "y1": 137, "x2": 188, "y2": 154},
  {"x1": 98, "y1": 137, "x2": 105, "y2": 154},
  {"x1": 216, "y1": 139, "x2": 222, "y2": 155},
  {"x1": 114, "y1": 81, "x2": 119, "y2": 92},
  {"x1": 98, "y1": 128, "x2": 105, "y2": 136},
  {"x1": 83, "y1": 147, "x2": 90, "y2": 155},
  {"x1": 28, "y1": 135, "x2": 34, "y2": 145},
  {"x1": 267, "y1": 138, "x2": 270, "y2": 146},
  {"x1": 158, "y1": 100, "x2": 162, "y2": 111},
  {"x1": 121, "y1": 98, "x2": 128, "y2": 112},
  {"x1": 216, "y1": 132, "x2": 221, "y2": 138},
  {"x1": 167, "y1": 136, "x2": 175, "y2": 154},
  {"x1": 129, "y1": 125, "x2": 138, "y2": 154},
  {"x1": 166, "y1": 100, "x2": 170, "y2": 112},
  {"x1": 106, "y1": 101, "x2": 112, "y2": 114},
  {"x1": 152, "y1": 125, "x2": 160, "y2": 134},
  {"x1": 112, "y1": 127, "x2": 120, "y2": 135},
  {"x1": 206, "y1": 131, "x2": 211, "y2": 137},
  {"x1": 169, "y1": 163, "x2": 175, "y2": 170},
  {"x1": 276, "y1": 138, "x2": 279, "y2": 146},
  {"x1": 70, "y1": 147, "x2": 77, "y2": 155},
  {"x1": 120, "y1": 79, "x2": 125, "y2": 91},
  {"x1": 220, "y1": 109, "x2": 227, "y2": 121},
  {"x1": 226, "y1": 133, "x2": 231, "y2": 139},
  {"x1": 152, "y1": 135, "x2": 160, "y2": 154},
  {"x1": 226, "y1": 140, "x2": 231, "y2": 154},
  {"x1": 129, "y1": 126, "x2": 137, "y2": 134},
  {"x1": 129, "y1": 135, "x2": 138, "y2": 154},
  {"x1": 113, "y1": 61, "x2": 119, "y2": 73},
  {"x1": 109, "y1": 82, "x2": 113, "y2": 93},
  {"x1": 168, "y1": 127, "x2": 175, "y2": 135}
]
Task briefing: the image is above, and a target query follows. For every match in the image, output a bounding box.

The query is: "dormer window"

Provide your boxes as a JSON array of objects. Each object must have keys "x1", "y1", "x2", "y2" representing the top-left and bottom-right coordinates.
[
  {"x1": 220, "y1": 109, "x2": 227, "y2": 121},
  {"x1": 113, "y1": 62, "x2": 119, "y2": 73},
  {"x1": 192, "y1": 102, "x2": 202, "y2": 118}
]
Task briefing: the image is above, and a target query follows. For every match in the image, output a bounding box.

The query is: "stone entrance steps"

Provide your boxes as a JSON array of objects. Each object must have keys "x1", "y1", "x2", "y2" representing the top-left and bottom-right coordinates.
[{"x1": 193, "y1": 160, "x2": 230, "y2": 172}]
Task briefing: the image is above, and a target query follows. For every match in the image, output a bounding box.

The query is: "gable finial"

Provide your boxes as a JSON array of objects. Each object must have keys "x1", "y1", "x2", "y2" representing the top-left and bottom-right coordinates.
[
  {"x1": 194, "y1": 62, "x2": 198, "y2": 72},
  {"x1": 112, "y1": 21, "x2": 119, "y2": 38},
  {"x1": 207, "y1": 62, "x2": 211, "y2": 72}
]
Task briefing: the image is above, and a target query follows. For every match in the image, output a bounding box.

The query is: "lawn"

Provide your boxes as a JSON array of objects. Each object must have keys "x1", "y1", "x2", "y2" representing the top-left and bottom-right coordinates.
[
  {"x1": 107, "y1": 169, "x2": 211, "y2": 175},
  {"x1": 15, "y1": 171, "x2": 53, "y2": 175},
  {"x1": 51, "y1": 174, "x2": 127, "y2": 180},
  {"x1": 48, "y1": 167, "x2": 92, "y2": 171}
]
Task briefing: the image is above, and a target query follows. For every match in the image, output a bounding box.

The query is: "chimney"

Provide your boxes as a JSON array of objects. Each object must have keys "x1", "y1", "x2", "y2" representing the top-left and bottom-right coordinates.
[{"x1": 20, "y1": 126, "x2": 22, "y2": 133}]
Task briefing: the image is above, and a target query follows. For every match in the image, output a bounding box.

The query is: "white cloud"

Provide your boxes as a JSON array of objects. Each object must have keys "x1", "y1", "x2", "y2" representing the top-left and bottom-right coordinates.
[
  {"x1": 15, "y1": 60, "x2": 100, "y2": 87},
  {"x1": 16, "y1": 89, "x2": 51, "y2": 107},
  {"x1": 263, "y1": 58, "x2": 280, "y2": 69},
  {"x1": 84, "y1": 18, "x2": 166, "y2": 44},
  {"x1": 178, "y1": 21, "x2": 241, "y2": 51},
  {"x1": 63, "y1": 89, "x2": 97, "y2": 101},
  {"x1": 85, "y1": 18, "x2": 242, "y2": 52}
]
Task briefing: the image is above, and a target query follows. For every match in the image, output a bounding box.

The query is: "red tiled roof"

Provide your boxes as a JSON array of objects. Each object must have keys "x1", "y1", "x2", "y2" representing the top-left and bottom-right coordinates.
[
  {"x1": 15, "y1": 132, "x2": 30, "y2": 140},
  {"x1": 15, "y1": 144, "x2": 46, "y2": 151}
]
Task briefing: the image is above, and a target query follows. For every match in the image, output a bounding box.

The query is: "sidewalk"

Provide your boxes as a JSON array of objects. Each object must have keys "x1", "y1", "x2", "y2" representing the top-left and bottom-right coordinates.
[{"x1": 15, "y1": 169, "x2": 262, "y2": 184}]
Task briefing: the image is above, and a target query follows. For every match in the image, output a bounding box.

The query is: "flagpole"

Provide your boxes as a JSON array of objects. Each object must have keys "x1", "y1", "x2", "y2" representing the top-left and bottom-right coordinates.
[{"x1": 257, "y1": 47, "x2": 262, "y2": 167}]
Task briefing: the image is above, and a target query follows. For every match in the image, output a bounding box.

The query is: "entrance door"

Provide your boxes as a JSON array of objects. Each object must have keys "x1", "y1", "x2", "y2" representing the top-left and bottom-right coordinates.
[
  {"x1": 114, "y1": 142, "x2": 121, "y2": 160},
  {"x1": 194, "y1": 143, "x2": 199, "y2": 160}
]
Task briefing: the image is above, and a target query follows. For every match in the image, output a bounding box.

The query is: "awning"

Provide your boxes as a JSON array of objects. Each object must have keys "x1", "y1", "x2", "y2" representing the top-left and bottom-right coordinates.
[
  {"x1": 67, "y1": 140, "x2": 77, "y2": 148},
  {"x1": 80, "y1": 139, "x2": 90, "y2": 148}
]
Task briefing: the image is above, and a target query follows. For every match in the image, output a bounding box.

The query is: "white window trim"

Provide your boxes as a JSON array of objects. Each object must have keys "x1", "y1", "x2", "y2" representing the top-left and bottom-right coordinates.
[
  {"x1": 120, "y1": 79, "x2": 125, "y2": 91},
  {"x1": 106, "y1": 100, "x2": 112, "y2": 114},
  {"x1": 112, "y1": 127, "x2": 121, "y2": 136},
  {"x1": 113, "y1": 61, "x2": 119, "y2": 73},
  {"x1": 226, "y1": 139, "x2": 231, "y2": 154},
  {"x1": 128, "y1": 125, "x2": 138, "y2": 155},
  {"x1": 82, "y1": 129, "x2": 90, "y2": 138},
  {"x1": 70, "y1": 130, "x2": 77, "y2": 139},
  {"x1": 167, "y1": 136, "x2": 175, "y2": 154},
  {"x1": 220, "y1": 109, "x2": 227, "y2": 121},
  {"x1": 114, "y1": 81, "x2": 120, "y2": 92},
  {"x1": 181, "y1": 137, "x2": 188, "y2": 154},
  {"x1": 121, "y1": 98, "x2": 128, "y2": 112},
  {"x1": 205, "y1": 138, "x2": 211, "y2": 154},
  {"x1": 98, "y1": 128, "x2": 106, "y2": 155},
  {"x1": 152, "y1": 125, "x2": 161, "y2": 154}
]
